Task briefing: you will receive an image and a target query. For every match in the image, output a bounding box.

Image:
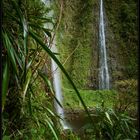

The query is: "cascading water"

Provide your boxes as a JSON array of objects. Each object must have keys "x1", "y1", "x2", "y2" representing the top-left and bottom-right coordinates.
[
  {"x1": 42, "y1": 0, "x2": 70, "y2": 130},
  {"x1": 98, "y1": 0, "x2": 110, "y2": 90},
  {"x1": 51, "y1": 39, "x2": 70, "y2": 130}
]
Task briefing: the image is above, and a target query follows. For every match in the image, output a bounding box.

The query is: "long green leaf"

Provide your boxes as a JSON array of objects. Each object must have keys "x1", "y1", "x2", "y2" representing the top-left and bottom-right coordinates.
[
  {"x1": 45, "y1": 116, "x2": 59, "y2": 140},
  {"x1": 29, "y1": 30, "x2": 93, "y2": 123},
  {"x1": 12, "y1": 47, "x2": 23, "y2": 70},
  {"x1": 2, "y1": 61, "x2": 10, "y2": 111},
  {"x1": 11, "y1": 0, "x2": 23, "y2": 23},
  {"x1": 3, "y1": 32, "x2": 18, "y2": 74},
  {"x1": 11, "y1": 0, "x2": 28, "y2": 55},
  {"x1": 23, "y1": 69, "x2": 32, "y2": 102},
  {"x1": 29, "y1": 23, "x2": 52, "y2": 37},
  {"x1": 105, "y1": 112, "x2": 113, "y2": 126},
  {"x1": 31, "y1": 17, "x2": 53, "y2": 23},
  {"x1": 28, "y1": 84, "x2": 32, "y2": 116},
  {"x1": 38, "y1": 71, "x2": 63, "y2": 108},
  {"x1": 38, "y1": 71, "x2": 54, "y2": 93}
]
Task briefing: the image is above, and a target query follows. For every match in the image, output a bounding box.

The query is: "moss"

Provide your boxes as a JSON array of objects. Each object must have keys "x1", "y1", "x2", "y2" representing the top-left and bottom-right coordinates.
[
  {"x1": 57, "y1": 0, "x2": 138, "y2": 89},
  {"x1": 62, "y1": 87, "x2": 117, "y2": 109},
  {"x1": 56, "y1": 0, "x2": 96, "y2": 89},
  {"x1": 104, "y1": 0, "x2": 138, "y2": 78}
]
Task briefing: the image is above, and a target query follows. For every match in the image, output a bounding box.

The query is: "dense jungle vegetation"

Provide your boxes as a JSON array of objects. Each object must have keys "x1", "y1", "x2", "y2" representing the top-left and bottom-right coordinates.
[{"x1": 2, "y1": 0, "x2": 138, "y2": 139}]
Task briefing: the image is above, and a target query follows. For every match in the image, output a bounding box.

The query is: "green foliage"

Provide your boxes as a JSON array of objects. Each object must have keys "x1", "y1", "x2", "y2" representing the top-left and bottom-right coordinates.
[
  {"x1": 82, "y1": 107, "x2": 138, "y2": 140},
  {"x1": 63, "y1": 88, "x2": 117, "y2": 109},
  {"x1": 2, "y1": 0, "x2": 60, "y2": 139},
  {"x1": 2, "y1": 136, "x2": 10, "y2": 140},
  {"x1": 60, "y1": 130, "x2": 80, "y2": 140},
  {"x1": 3, "y1": 84, "x2": 60, "y2": 139},
  {"x1": 3, "y1": 0, "x2": 93, "y2": 139},
  {"x1": 2, "y1": 0, "x2": 138, "y2": 139},
  {"x1": 56, "y1": 0, "x2": 96, "y2": 88},
  {"x1": 2, "y1": 60, "x2": 10, "y2": 111},
  {"x1": 104, "y1": 0, "x2": 138, "y2": 78},
  {"x1": 114, "y1": 79, "x2": 137, "y2": 112}
]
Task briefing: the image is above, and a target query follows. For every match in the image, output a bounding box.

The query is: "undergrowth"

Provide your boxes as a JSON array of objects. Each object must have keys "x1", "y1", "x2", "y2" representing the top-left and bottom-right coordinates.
[{"x1": 62, "y1": 88, "x2": 117, "y2": 109}]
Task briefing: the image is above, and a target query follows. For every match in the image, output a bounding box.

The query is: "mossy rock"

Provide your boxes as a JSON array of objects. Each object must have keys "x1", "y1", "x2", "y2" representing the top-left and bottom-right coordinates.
[{"x1": 114, "y1": 79, "x2": 137, "y2": 91}]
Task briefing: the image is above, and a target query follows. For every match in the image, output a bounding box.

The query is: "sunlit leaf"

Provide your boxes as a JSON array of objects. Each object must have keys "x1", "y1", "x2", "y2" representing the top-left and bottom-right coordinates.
[
  {"x1": 44, "y1": 116, "x2": 59, "y2": 140},
  {"x1": 105, "y1": 112, "x2": 113, "y2": 126},
  {"x1": 27, "y1": 85, "x2": 32, "y2": 116},
  {"x1": 23, "y1": 69, "x2": 32, "y2": 102}
]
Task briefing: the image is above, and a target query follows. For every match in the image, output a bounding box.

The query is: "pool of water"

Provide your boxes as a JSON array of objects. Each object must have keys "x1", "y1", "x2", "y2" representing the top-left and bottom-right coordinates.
[{"x1": 65, "y1": 110, "x2": 90, "y2": 129}]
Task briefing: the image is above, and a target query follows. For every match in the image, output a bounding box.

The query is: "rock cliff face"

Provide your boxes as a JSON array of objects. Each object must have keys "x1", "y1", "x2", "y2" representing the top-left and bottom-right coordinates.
[{"x1": 57, "y1": 0, "x2": 138, "y2": 89}]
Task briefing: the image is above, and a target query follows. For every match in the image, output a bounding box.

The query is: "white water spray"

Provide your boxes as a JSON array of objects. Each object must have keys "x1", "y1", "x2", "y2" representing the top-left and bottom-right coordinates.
[
  {"x1": 42, "y1": 0, "x2": 70, "y2": 129},
  {"x1": 99, "y1": 0, "x2": 110, "y2": 89},
  {"x1": 51, "y1": 39, "x2": 70, "y2": 130}
]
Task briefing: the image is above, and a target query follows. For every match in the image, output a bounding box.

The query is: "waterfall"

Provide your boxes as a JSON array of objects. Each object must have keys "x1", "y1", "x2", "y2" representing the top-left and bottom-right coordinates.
[
  {"x1": 99, "y1": 0, "x2": 110, "y2": 89},
  {"x1": 51, "y1": 39, "x2": 70, "y2": 129},
  {"x1": 42, "y1": 0, "x2": 70, "y2": 130}
]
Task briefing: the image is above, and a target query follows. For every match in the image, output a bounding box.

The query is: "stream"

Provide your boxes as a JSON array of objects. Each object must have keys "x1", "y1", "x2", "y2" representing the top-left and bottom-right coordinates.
[{"x1": 63, "y1": 109, "x2": 97, "y2": 139}]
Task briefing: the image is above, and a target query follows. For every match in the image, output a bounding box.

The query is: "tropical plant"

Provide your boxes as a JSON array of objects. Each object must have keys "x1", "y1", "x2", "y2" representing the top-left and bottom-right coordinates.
[
  {"x1": 2, "y1": 0, "x2": 92, "y2": 139},
  {"x1": 82, "y1": 107, "x2": 138, "y2": 140},
  {"x1": 2, "y1": 0, "x2": 138, "y2": 139},
  {"x1": 2, "y1": 0, "x2": 58, "y2": 139}
]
